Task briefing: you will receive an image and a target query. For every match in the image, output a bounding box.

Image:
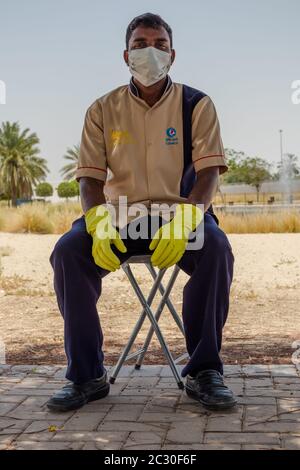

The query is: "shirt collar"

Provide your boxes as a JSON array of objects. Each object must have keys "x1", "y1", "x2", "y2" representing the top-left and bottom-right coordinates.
[{"x1": 129, "y1": 74, "x2": 172, "y2": 98}]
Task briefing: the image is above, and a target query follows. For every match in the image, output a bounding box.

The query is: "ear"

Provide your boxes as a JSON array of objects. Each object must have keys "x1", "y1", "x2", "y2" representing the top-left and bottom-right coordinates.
[
  {"x1": 123, "y1": 50, "x2": 129, "y2": 66},
  {"x1": 171, "y1": 49, "x2": 176, "y2": 65}
]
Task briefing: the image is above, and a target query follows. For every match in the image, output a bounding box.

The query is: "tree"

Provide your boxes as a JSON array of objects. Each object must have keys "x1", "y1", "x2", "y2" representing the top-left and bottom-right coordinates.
[
  {"x1": 60, "y1": 144, "x2": 80, "y2": 181},
  {"x1": 57, "y1": 180, "x2": 79, "y2": 201},
  {"x1": 274, "y1": 153, "x2": 299, "y2": 181},
  {"x1": 35, "y1": 182, "x2": 53, "y2": 199},
  {"x1": 0, "y1": 121, "x2": 48, "y2": 206},
  {"x1": 221, "y1": 148, "x2": 247, "y2": 184},
  {"x1": 238, "y1": 157, "x2": 272, "y2": 201}
]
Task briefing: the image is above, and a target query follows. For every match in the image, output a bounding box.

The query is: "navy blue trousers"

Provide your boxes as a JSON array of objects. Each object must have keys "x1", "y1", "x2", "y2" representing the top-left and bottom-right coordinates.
[{"x1": 49, "y1": 212, "x2": 234, "y2": 384}]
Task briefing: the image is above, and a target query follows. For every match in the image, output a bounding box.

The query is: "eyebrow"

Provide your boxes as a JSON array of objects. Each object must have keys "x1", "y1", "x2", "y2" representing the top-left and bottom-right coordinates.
[{"x1": 132, "y1": 36, "x2": 168, "y2": 42}]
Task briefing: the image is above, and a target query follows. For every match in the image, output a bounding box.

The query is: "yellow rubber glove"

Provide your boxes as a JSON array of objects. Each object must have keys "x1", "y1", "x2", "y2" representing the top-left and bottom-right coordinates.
[
  {"x1": 85, "y1": 204, "x2": 127, "y2": 272},
  {"x1": 149, "y1": 203, "x2": 203, "y2": 270}
]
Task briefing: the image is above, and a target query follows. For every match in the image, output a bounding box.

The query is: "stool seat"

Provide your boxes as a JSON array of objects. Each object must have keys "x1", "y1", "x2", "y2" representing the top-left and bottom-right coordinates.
[{"x1": 122, "y1": 254, "x2": 152, "y2": 264}]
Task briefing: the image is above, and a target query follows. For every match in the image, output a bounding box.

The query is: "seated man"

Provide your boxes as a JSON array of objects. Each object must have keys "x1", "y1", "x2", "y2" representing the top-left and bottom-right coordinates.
[{"x1": 47, "y1": 12, "x2": 236, "y2": 412}]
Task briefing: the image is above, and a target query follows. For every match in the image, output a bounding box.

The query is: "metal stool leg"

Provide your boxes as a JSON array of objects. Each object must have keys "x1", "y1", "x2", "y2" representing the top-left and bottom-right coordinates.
[
  {"x1": 109, "y1": 264, "x2": 166, "y2": 384},
  {"x1": 135, "y1": 263, "x2": 189, "y2": 369},
  {"x1": 121, "y1": 264, "x2": 184, "y2": 389},
  {"x1": 147, "y1": 264, "x2": 185, "y2": 336}
]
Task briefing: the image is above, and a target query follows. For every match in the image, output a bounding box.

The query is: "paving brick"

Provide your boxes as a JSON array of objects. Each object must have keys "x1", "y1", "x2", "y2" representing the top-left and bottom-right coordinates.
[
  {"x1": 0, "y1": 434, "x2": 18, "y2": 450},
  {"x1": 277, "y1": 398, "x2": 300, "y2": 412},
  {"x1": 95, "y1": 395, "x2": 147, "y2": 405},
  {"x1": 0, "y1": 417, "x2": 31, "y2": 434},
  {"x1": 245, "y1": 378, "x2": 273, "y2": 388},
  {"x1": 274, "y1": 377, "x2": 300, "y2": 384},
  {"x1": 53, "y1": 368, "x2": 67, "y2": 379},
  {"x1": 0, "y1": 402, "x2": 19, "y2": 414},
  {"x1": 204, "y1": 432, "x2": 280, "y2": 445},
  {"x1": 82, "y1": 441, "x2": 124, "y2": 450},
  {"x1": 126, "y1": 376, "x2": 160, "y2": 387},
  {"x1": 63, "y1": 412, "x2": 106, "y2": 431},
  {"x1": 206, "y1": 413, "x2": 243, "y2": 432},
  {"x1": 281, "y1": 435, "x2": 300, "y2": 449},
  {"x1": 166, "y1": 421, "x2": 205, "y2": 444},
  {"x1": 274, "y1": 383, "x2": 300, "y2": 391},
  {"x1": 105, "y1": 404, "x2": 144, "y2": 422},
  {"x1": 245, "y1": 389, "x2": 300, "y2": 398},
  {"x1": 0, "y1": 395, "x2": 26, "y2": 404},
  {"x1": 242, "y1": 365, "x2": 271, "y2": 377},
  {"x1": 23, "y1": 420, "x2": 66, "y2": 434},
  {"x1": 124, "y1": 444, "x2": 162, "y2": 450},
  {"x1": 237, "y1": 396, "x2": 277, "y2": 405},
  {"x1": 162, "y1": 444, "x2": 241, "y2": 450},
  {"x1": 10, "y1": 365, "x2": 38, "y2": 373},
  {"x1": 98, "y1": 420, "x2": 168, "y2": 433},
  {"x1": 139, "y1": 411, "x2": 204, "y2": 423},
  {"x1": 241, "y1": 444, "x2": 282, "y2": 450},
  {"x1": 160, "y1": 365, "x2": 184, "y2": 377},
  {"x1": 223, "y1": 365, "x2": 243, "y2": 376},
  {"x1": 269, "y1": 365, "x2": 299, "y2": 377},
  {"x1": 132, "y1": 366, "x2": 163, "y2": 377},
  {"x1": 12, "y1": 441, "x2": 84, "y2": 450},
  {"x1": 52, "y1": 431, "x2": 129, "y2": 442},
  {"x1": 28, "y1": 366, "x2": 60, "y2": 377},
  {"x1": 245, "y1": 404, "x2": 277, "y2": 423},
  {"x1": 20, "y1": 396, "x2": 49, "y2": 408},
  {"x1": 124, "y1": 431, "x2": 164, "y2": 448},
  {"x1": 244, "y1": 421, "x2": 300, "y2": 433}
]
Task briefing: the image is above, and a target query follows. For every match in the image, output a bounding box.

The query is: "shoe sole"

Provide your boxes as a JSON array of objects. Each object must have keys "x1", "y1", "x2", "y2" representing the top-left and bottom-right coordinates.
[
  {"x1": 46, "y1": 382, "x2": 110, "y2": 412},
  {"x1": 185, "y1": 386, "x2": 237, "y2": 410}
]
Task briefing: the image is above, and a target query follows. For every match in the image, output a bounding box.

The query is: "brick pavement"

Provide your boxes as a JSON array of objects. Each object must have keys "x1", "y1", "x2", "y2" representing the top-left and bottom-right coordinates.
[{"x1": 0, "y1": 364, "x2": 300, "y2": 450}]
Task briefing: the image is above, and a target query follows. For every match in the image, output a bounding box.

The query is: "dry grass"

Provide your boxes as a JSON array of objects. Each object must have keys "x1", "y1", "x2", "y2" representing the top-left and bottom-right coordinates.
[
  {"x1": 0, "y1": 202, "x2": 82, "y2": 234},
  {"x1": 217, "y1": 210, "x2": 300, "y2": 233},
  {"x1": 0, "y1": 202, "x2": 300, "y2": 234}
]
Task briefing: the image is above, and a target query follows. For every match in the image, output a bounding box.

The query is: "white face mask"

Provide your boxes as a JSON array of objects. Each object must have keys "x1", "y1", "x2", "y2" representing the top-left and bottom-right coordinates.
[{"x1": 128, "y1": 46, "x2": 172, "y2": 87}]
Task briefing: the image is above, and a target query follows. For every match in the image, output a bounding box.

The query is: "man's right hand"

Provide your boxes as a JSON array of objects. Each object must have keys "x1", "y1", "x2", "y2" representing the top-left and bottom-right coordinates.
[{"x1": 85, "y1": 204, "x2": 127, "y2": 271}]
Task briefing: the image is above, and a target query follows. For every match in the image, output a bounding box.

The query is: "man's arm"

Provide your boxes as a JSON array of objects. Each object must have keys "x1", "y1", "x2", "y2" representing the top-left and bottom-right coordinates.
[
  {"x1": 186, "y1": 167, "x2": 219, "y2": 211},
  {"x1": 79, "y1": 177, "x2": 106, "y2": 214}
]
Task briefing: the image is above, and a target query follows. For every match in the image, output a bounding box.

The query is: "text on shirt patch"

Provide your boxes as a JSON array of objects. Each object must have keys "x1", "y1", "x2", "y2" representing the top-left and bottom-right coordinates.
[{"x1": 165, "y1": 127, "x2": 178, "y2": 145}]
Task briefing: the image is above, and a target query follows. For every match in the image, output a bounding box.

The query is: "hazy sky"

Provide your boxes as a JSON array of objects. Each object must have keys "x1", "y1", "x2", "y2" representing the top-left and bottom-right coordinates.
[{"x1": 1, "y1": 0, "x2": 299, "y2": 182}]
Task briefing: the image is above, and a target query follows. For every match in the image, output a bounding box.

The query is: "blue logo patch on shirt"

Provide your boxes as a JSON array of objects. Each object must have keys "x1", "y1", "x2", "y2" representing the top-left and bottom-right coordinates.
[{"x1": 165, "y1": 127, "x2": 178, "y2": 145}]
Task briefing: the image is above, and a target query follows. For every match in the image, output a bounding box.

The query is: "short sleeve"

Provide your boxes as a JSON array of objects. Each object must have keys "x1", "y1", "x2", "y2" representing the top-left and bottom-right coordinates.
[
  {"x1": 75, "y1": 99, "x2": 107, "y2": 182},
  {"x1": 191, "y1": 95, "x2": 228, "y2": 175}
]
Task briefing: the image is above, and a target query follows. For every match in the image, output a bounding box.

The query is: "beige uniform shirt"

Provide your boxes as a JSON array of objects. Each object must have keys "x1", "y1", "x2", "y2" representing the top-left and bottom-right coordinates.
[{"x1": 75, "y1": 75, "x2": 227, "y2": 228}]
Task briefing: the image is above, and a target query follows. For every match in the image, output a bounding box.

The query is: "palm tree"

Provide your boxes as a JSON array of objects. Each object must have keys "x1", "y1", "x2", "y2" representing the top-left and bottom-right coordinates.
[
  {"x1": 60, "y1": 144, "x2": 80, "y2": 181},
  {"x1": 0, "y1": 122, "x2": 48, "y2": 207}
]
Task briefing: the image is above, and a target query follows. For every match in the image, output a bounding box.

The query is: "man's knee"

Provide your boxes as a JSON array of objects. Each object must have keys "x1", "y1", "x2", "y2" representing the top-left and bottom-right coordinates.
[
  {"x1": 204, "y1": 222, "x2": 233, "y2": 258},
  {"x1": 50, "y1": 229, "x2": 90, "y2": 266}
]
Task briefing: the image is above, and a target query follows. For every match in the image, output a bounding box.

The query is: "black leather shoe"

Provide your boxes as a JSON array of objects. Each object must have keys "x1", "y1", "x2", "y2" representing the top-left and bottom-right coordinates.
[
  {"x1": 46, "y1": 371, "x2": 110, "y2": 412},
  {"x1": 185, "y1": 369, "x2": 237, "y2": 410}
]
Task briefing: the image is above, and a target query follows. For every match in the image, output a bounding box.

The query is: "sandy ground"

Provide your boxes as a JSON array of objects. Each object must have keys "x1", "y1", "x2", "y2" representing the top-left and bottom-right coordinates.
[{"x1": 0, "y1": 232, "x2": 300, "y2": 366}]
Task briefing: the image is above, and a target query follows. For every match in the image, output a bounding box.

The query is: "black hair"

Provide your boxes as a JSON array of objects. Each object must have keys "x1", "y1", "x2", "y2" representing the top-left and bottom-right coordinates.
[{"x1": 125, "y1": 12, "x2": 173, "y2": 49}]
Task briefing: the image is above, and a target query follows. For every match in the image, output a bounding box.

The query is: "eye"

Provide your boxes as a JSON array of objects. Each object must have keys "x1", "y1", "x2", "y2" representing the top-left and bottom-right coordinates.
[
  {"x1": 156, "y1": 43, "x2": 169, "y2": 51},
  {"x1": 132, "y1": 41, "x2": 147, "y2": 49}
]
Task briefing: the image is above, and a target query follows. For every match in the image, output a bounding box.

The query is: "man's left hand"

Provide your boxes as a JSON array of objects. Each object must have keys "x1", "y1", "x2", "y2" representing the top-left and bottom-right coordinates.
[{"x1": 149, "y1": 203, "x2": 203, "y2": 269}]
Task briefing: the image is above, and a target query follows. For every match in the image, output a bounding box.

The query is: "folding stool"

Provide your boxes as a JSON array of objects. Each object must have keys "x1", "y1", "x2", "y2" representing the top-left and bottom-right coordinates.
[{"x1": 108, "y1": 254, "x2": 189, "y2": 389}]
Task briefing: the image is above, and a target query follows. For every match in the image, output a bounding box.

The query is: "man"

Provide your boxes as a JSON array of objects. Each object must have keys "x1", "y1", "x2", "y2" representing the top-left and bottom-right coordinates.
[{"x1": 47, "y1": 12, "x2": 236, "y2": 412}]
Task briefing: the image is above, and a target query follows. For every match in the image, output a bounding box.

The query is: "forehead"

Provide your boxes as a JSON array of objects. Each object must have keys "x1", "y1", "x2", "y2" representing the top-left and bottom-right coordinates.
[{"x1": 129, "y1": 25, "x2": 170, "y2": 44}]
